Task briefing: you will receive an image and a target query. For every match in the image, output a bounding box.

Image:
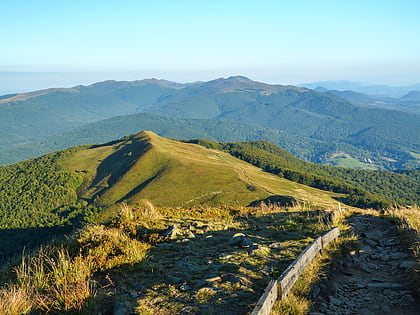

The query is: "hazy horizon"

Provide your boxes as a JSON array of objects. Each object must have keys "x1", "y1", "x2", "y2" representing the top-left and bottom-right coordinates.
[
  {"x1": 2, "y1": 0, "x2": 420, "y2": 94},
  {"x1": 1, "y1": 71, "x2": 420, "y2": 95}
]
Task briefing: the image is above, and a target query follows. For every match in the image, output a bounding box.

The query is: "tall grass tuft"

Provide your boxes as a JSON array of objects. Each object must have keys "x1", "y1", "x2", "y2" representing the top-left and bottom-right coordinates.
[
  {"x1": 117, "y1": 200, "x2": 161, "y2": 233},
  {"x1": 23, "y1": 247, "x2": 92, "y2": 312}
]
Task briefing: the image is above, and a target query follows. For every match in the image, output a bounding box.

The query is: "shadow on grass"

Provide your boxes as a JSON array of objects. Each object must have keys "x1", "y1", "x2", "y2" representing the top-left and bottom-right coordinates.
[{"x1": 0, "y1": 225, "x2": 72, "y2": 260}]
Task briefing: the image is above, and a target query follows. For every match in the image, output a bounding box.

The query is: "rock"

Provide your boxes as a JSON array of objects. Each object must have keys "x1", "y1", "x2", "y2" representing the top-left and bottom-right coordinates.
[
  {"x1": 161, "y1": 224, "x2": 179, "y2": 239},
  {"x1": 204, "y1": 274, "x2": 222, "y2": 282},
  {"x1": 399, "y1": 261, "x2": 416, "y2": 269},
  {"x1": 223, "y1": 273, "x2": 242, "y2": 284},
  {"x1": 364, "y1": 239, "x2": 378, "y2": 247},
  {"x1": 389, "y1": 252, "x2": 408, "y2": 260},
  {"x1": 352, "y1": 282, "x2": 366, "y2": 289},
  {"x1": 402, "y1": 294, "x2": 414, "y2": 302},
  {"x1": 310, "y1": 286, "x2": 321, "y2": 299},
  {"x1": 165, "y1": 275, "x2": 187, "y2": 285},
  {"x1": 228, "y1": 233, "x2": 246, "y2": 246},
  {"x1": 380, "y1": 304, "x2": 391, "y2": 312},
  {"x1": 381, "y1": 238, "x2": 400, "y2": 246},
  {"x1": 228, "y1": 233, "x2": 253, "y2": 248},
  {"x1": 370, "y1": 277, "x2": 384, "y2": 282},
  {"x1": 157, "y1": 242, "x2": 171, "y2": 247},
  {"x1": 358, "y1": 263, "x2": 372, "y2": 273},
  {"x1": 362, "y1": 231, "x2": 383, "y2": 240},
  {"x1": 370, "y1": 253, "x2": 389, "y2": 261},
  {"x1": 340, "y1": 262, "x2": 353, "y2": 276}
]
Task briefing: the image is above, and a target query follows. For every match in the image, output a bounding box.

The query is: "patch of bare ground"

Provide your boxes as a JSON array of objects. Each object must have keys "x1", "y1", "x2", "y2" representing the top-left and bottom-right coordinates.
[{"x1": 309, "y1": 214, "x2": 420, "y2": 315}]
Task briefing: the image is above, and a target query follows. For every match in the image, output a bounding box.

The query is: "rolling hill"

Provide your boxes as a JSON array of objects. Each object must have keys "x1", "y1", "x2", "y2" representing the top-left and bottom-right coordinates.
[
  {"x1": 0, "y1": 76, "x2": 418, "y2": 170},
  {"x1": 62, "y1": 131, "x2": 343, "y2": 211},
  {"x1": 0, "y1": 130, "x2": 347, "y2": 257}
]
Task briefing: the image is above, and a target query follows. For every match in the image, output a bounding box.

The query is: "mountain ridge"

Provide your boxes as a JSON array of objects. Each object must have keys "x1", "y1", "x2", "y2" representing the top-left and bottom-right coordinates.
[{"x1": 0, "y1": 77, "x2": 418, "y2": 170}]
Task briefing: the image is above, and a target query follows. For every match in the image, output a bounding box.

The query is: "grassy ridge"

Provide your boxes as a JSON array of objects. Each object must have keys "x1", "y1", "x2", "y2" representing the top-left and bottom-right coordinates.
[{"x1": 62, "y1": 131, "x2": 343, "y2": 211}]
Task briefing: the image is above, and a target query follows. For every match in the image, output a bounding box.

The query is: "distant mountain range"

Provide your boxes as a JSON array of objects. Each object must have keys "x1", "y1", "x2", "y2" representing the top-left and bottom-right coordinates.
[
  {"x1": 314, "y1": 88, "x2": 420, "y2": 115},
  {"x1": 299, "y1": 80, "x2": 420, "y2": 98},
  {"x1": 0, "y1": 76, "x2": 418, "y2": 170}
]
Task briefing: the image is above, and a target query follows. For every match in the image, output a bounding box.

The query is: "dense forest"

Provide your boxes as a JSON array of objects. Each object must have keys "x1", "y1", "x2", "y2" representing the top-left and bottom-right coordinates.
[{"x1": 0, "y1": 148, "x2": 101, "y2": 257}]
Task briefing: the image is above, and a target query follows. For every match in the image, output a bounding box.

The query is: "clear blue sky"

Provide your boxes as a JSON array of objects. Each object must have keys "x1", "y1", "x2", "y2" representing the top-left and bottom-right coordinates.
[{"x1": 1, "y1": 0, "x2": 420, "y2": 92}]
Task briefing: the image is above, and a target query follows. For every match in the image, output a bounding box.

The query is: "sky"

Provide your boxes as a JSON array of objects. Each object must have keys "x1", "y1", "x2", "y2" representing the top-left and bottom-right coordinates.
[{"x1": 2, "y1": 0, "x2": 420, "y2": 93}]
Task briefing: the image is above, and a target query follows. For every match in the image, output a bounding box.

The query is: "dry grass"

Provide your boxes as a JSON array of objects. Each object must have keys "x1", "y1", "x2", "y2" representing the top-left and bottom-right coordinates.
[
  {"x1": 0, "y1": 247, "x2": 94, "y2": 314},
  {"x1": 0, "y1": 284, "x2": 33, "y2": 315},
  {"x1": 0, "y1": 203, "x2": 153, "y2": 314}
]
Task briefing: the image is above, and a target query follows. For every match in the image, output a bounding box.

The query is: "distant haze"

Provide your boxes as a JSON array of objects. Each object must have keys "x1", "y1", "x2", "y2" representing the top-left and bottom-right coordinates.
[
  {"x1": 1, "y1": 72, "x2": 420, "y2": 96},
  {"x1": 1, "y1": 1, "x2": 420, "y2": 93}
]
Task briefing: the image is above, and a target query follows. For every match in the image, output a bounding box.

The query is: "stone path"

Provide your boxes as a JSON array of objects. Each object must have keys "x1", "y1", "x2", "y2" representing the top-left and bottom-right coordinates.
[{"x1": 309, "y1": 214, "x2": 420, "y2": 315}]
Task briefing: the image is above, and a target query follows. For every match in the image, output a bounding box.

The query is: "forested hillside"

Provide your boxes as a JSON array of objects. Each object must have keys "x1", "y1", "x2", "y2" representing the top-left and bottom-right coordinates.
[{"x1": 0, "y1": 76, "x2": 418, "y2": 170}]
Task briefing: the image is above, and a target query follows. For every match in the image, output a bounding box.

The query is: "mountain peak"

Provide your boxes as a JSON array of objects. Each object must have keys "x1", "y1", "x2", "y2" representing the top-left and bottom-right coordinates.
[{"x1": 226, "y1": 75, "x2": 252, "y2": 82}]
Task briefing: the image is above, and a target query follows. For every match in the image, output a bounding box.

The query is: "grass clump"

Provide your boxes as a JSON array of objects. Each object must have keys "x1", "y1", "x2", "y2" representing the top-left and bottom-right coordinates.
[
  {"x1": 0, "y1": 203, "x2": 153, "y2": 314},
  {"x1": 0, "y1": 247, "x2": 94, "y2": 314}
]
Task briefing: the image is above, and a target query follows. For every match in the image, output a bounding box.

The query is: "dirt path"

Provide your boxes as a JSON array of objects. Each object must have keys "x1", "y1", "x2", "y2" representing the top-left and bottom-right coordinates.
[{"x1": 310, "y1": 214, "x2": 420, "y2": 315}]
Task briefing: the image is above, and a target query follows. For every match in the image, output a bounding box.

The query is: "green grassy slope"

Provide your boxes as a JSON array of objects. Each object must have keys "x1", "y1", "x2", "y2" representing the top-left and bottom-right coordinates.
[
  {"x1": 188, "y1": 139, "x2": 419, "y2": 206},
  {"x1": 62, "y1": 131, "x2": 343, "y2": 213}
]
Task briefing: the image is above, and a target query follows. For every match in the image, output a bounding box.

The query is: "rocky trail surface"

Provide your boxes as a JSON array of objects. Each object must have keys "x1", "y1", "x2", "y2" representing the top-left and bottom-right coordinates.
[{"x1": 310, "y1": 214, "x2": 420, "y2": 315}]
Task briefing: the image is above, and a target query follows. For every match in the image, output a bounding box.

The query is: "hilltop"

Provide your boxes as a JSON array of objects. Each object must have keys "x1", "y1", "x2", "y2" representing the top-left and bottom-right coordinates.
[{"x1": 62, "y1": 131, "x2": 342, "y2": 210}]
